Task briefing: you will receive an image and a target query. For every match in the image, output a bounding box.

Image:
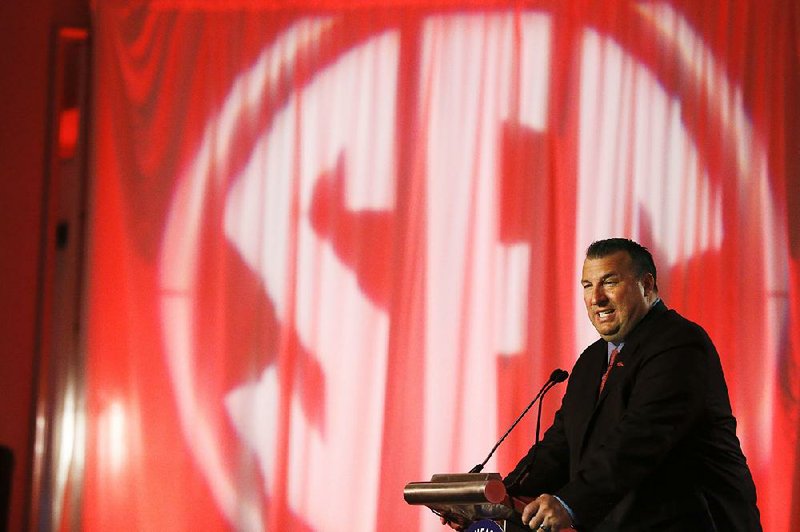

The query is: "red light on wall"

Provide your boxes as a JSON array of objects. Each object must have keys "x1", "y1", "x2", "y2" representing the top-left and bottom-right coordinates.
[{"x1": 58, "y1": 107, "x2": 80, "y2": 159}]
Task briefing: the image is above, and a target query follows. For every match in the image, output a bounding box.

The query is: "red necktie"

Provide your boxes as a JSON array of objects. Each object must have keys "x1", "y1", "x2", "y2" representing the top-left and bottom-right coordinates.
[{"x1": 598, "y1": 347, "x2": 619, "y2": 396}]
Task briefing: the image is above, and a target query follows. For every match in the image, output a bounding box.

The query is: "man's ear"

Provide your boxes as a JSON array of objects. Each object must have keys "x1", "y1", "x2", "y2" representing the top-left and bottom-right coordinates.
[{"x1": 641, "y1": 272, "x2": 656, "y2": 296}]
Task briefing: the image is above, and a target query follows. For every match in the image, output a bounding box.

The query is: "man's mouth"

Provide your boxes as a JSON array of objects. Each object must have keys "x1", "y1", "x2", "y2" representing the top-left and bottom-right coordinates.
[{"x1": 597, "y1": 309, "x2": 615, "y2": 319}]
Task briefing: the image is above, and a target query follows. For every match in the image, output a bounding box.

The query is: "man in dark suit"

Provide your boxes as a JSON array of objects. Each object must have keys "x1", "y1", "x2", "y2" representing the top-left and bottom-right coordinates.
[{"x1": 505, "y1": 238, "x2": 761, "y2": 531}]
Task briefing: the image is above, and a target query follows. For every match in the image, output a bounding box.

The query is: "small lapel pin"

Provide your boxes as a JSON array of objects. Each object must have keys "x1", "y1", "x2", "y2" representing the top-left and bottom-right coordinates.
[{"x1": 615, "y1": 361, "x2": 625, "y2": 367}]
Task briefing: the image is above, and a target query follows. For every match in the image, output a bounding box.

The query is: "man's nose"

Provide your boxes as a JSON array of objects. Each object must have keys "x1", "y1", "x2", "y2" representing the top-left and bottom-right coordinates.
[{"x1": 591, "y1": 285, "x2": 608, "y2": 305}]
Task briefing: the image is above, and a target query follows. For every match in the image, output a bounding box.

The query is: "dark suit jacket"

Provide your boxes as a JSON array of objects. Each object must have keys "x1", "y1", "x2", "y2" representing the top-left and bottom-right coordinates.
[{"x1": 505, "y1": 301, "x2": 761, "y2": 531}]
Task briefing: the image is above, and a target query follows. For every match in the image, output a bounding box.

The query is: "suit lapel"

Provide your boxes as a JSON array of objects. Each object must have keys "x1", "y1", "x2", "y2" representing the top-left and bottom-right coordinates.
[
  {"x1": 576, "y1": 301, "x2": 669, "y2": 458},
  {"x1": 595, "y1": 348, "x2": 630, "y2": 405},
  {"x1": 595, "y1": 301, "x2": 668, "y2": 404},
  {"x1": 573, "y1": 342, "x2": 609, "y2": 458}
]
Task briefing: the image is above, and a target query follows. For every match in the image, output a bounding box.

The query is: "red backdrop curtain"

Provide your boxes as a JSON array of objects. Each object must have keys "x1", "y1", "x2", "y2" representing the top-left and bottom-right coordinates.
[{"x1": 77, "y1": 0, "x2": 800, "y2": 530}]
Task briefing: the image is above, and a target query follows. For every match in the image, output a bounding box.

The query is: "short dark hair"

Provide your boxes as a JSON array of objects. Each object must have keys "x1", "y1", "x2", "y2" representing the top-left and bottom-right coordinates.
[{"x1": 586, "y1": 238, "x2": 658, "y2": 290}]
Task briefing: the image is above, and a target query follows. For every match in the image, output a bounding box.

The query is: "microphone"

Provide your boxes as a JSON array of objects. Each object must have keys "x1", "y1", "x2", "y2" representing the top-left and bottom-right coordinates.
[{"x1": 468, "y1": 368, "x2": 569, "y2": 474}]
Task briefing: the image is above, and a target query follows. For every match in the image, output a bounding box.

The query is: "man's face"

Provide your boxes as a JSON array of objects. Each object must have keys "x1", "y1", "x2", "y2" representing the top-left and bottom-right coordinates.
[{"x1": 581, "y1": 250, "x2": 655, "y2": 343}]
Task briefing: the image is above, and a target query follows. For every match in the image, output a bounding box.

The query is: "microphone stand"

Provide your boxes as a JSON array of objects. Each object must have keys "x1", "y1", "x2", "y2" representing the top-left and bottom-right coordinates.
[
  {"x1": 504, "y1": 379, "x2": 558, "y2": 490},
  {"x1": 469, "y1": 370, "x2": 566, "y2": 474}
]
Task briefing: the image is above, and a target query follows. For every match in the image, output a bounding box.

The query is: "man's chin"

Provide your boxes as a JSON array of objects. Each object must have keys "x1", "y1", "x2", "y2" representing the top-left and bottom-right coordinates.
[{"x1": 596, "y1": 326, "x2": 622, "y2": 343}]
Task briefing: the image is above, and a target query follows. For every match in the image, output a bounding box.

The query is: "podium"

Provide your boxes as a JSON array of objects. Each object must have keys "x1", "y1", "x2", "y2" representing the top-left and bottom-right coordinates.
[{"x1": 403, "y1": 473, "x2": 530, "y2": 531}]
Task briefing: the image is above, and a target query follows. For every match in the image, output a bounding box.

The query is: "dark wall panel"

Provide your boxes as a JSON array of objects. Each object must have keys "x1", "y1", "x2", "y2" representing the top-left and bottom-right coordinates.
[{"x1": 0, "y1": 0, "x2": 88, "y2": 530}]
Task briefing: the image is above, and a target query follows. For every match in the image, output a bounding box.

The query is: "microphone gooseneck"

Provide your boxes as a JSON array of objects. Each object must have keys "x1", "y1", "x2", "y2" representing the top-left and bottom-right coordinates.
[
  {"x1": 468, "y1": 368, "x2": 569, "y2": 474},
  {"x1": 504, "y1": 371, "x2": 568, "y2": 490}
]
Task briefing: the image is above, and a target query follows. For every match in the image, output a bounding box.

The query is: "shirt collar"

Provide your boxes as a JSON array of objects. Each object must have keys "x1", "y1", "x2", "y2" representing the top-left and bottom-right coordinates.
[{"x1": 608, "y1": 342, "x2": 624, "y2": 359}]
